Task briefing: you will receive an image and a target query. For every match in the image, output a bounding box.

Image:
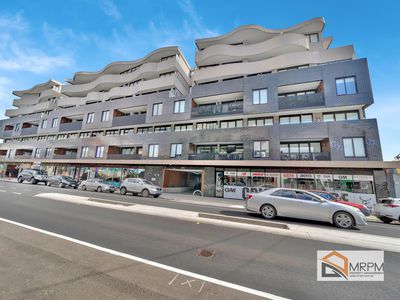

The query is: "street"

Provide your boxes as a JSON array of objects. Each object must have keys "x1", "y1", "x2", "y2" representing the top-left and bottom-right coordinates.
[{"x1": 0, "y1": 180, "x2": 399, "y2": 299}]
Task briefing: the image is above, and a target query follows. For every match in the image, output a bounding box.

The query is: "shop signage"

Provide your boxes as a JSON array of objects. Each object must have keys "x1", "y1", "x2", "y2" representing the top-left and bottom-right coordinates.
[
  {"x1": 265, "y1": 172, "x2": 280, "y2": 178},
  {"x1": 315, "y1": 174, "x2": 333, "y2": 180},
  {"x1": 282, "y1": 173, "x2": 296, "y2": 179},
  {"x1": 224, "y1": 171, "x2": 236, "y2": 176},
  {"x1": 237, "y1": 171, "x2": 251, "y2": 177},
  {"x1": 223, "y1": 185, "x2": 268, "y2": 200},
  {"x1": 297, "y1": 173, "x2": 315, "y2": 179},
  {"x1": 353, "y1": 175, "x2": 374, "y2": 181},
  {"x1": 333, "y1": 174, "x2": 353, "y2": 180},
  {"x1": 251, "y1": 172, "x2": 265, "y2": 177}
]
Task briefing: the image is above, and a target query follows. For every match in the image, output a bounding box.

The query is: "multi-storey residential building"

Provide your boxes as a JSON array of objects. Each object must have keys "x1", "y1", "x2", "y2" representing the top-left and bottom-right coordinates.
[{"x1": 0, "y1": 18, "x2": 399, "y2": 206}]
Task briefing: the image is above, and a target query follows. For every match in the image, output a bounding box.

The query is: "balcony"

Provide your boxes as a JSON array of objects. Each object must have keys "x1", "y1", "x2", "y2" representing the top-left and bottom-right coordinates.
[
  {"x1": 59, "y1": 121, "x2": 82, "y2": 132},
  {"x1": 53, "y1": 153, "x2": 77, "y2": 159},
  {"x1": 111, "y1": 114, "x2": 146, "y2": 127},
  {"x1": 278, "y1": 92, "x2": 325, "y2": 110},
  {"x1": 14, "y1": 153, "x2": 33, "y2": 159},
  {"x1": 107, "y1": 154, "x2": 143, "y2": 160},
  {"x1": 2, "y1": 130, "x2": 12, "y2": 138},
  {"x1": 191, "y1": 101, "x2": 243, "y2": 118},
  {"x1": 20, "y1": 126, "x2": 38, "y2": 136},
  {"x1": 189, "y1": 152, "x2": 243, "y2": 160},
  {"x1": 280, "y1": 152, "x2": 330, "y2": 161}
]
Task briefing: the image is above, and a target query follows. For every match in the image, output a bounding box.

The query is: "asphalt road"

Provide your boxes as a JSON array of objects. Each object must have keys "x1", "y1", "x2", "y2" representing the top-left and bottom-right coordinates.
[{"x1": 0, "y1": 181, "x2": 399, "y2": 300}]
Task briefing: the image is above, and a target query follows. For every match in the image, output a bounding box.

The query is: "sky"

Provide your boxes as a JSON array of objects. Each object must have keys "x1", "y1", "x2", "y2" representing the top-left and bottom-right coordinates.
[{"x1": 0, "y1": 0, "x2": 399, "y2": 160}]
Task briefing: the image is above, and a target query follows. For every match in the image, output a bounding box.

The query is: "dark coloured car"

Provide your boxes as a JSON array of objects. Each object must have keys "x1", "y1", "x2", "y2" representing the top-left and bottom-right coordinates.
[
  {"x1": 47, "y1": 175, "x2": 79, "y2": 189},
  {"x1": 17, "y1": 169, "x2": 48, "y2": 184}
]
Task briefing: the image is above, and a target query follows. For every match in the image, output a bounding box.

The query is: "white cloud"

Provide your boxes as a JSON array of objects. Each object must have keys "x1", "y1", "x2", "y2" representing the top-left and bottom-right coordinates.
[{"x1": 99, "y1": 0, "x2": 121, "y2": 20}]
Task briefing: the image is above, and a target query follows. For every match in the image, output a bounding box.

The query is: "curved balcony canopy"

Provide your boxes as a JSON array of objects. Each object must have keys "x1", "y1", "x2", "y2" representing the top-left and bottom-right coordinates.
[
  {"x1": 195, "y1": 17, "x2": 325, "y2": 50},
  {"x1": 65, "y1": 47, "x2": 190, "y2": 85},
  {"x1": 13, "y1": 79, "x2": 62, "y2": 97},
  {"x1": 196, "y1": 33, "x2": 309, "y2": 66}
]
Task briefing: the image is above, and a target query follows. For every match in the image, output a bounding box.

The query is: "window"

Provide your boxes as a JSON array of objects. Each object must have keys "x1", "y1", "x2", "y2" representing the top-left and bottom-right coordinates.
[
  {"x1": 248, "y1": 117, "x2": 273, "y2": 127},
  {"x1": 280, "y1": 114, "x2": 312, "y2": 125},
  {"x1": 148, "y1": 144, "x2": 159, "y2": 158},
  {"x1": 323, "y1": 111, "x2": 359, "y2": 122},
  {"x1": 343, "y1": 137, "x2": 366, "y2": 157},
  {"x1": 174, "y1": 100, "x2": 185, "y2": 113},
  {"x1": 272, "y1": 189, "x2": 297, "y2": 199},
  {"x1": 91, "y1": 131, "x2": 103, "y2": 137},
  {"x1": 86, "y1": 112, "x2": 95, "y2": 124},
  {"x1": 14, "y1": 123, "x2": 20, "y2": 132},
  {"x1": 120, "y1": 128, "x2": 135, "y2": 135},
  {"x1": 152, "y1": 103, "x2": 162, "y2": 116},
  {"x1": 159, "y1": 71, "x2": 174, "y2": 78},
  {"x1": 57, "y1": 134, "x2": 68, "y2": 140},
  {"x1": 37, "y1": 136, "x2": 46, "y2": 141},
  {"x1": 105, "y1": 130, "x2": 119, "y2": 136},
  {"x1": 220, "y1": 119, "x2": 243, "y2": 129},
  {"x1": 34, "y1": 148, "x2": 41, "y2": 158},
  {"x1": 81, "y1": 146, "x2": 89, "y2": 158},
  {"x1": 170, "y1": 144, "x2": 182, "y2": 158},
  {"x1": 253, "y1": 141, "x2": 269, "y2": 158},
  {"x1": 51, "y1": 118, "x2": 58, "y2": 128},
  {"x1": 252, "y1": 88, "x2": 268, "y2": 104},
  {"x1": 336, "y1": 77, "x2": 357, "y2": 95},
  {"x1": 308, "y1": 33, "x2": 319, "y2": 43},
  {"x1": 174, "y1": 124, "x2": 193, "y2": 131},
  {"x1": 121, "y1": 148, "x2": 135, "y2": 155},
  {"x1": 154, "y1": 125, "x2": 171, "y2": 132},
  {"x1": 196, "y1": 122, "x2": 218, "y2": 130},
  {"x1": 45, "y1": 148, "x2": 52, "y2": 158},
  {"x1": 79, "y1": 132, "x2": 91, "y2": 138},
  {"x1": 95, "y1": 146, "x2": 105, "y2": 158},
  {"x1": 41, "y1": 119, "x2": 48, "y2": 129},
  {"x1": 137, "y1": 127, "x2": 152, "y2": 134},
  {"x1": 101, "y1": 110, "x2": 110, "y2": 122}
]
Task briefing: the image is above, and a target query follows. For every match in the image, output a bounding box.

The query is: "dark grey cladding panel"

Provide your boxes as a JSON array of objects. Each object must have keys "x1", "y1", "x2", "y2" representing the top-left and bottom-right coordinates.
[{"x1": 191, "y1": 78, "x2": 244, "y2": 98}]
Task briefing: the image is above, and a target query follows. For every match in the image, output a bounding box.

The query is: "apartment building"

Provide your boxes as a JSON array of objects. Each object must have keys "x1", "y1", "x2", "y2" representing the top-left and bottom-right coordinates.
[{"x1": 0, "y1": 18, "x2": 398, "y2": 206}]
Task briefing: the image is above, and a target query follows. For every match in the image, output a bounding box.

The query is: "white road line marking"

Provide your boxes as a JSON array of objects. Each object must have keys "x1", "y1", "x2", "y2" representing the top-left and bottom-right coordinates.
[
  {"x1": 0, "y1": 190, "x2": 6, "y2": 192},
  {"x1": 0, "y1": 217, "x2": 290, "y2": 300},
  {"x1": 12, "y1": 192, "x2": 22, "y2": 195}
]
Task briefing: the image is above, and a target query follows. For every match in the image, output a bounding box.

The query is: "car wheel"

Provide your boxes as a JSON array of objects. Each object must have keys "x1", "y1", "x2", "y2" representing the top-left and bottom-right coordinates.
[
  {"x1": 141, "y1": 189, "x2": 150, "y2": 197},
  {"x1": 58, "y1": 182, "x2": 64, "y2": 188},
  {"x1": 132, "y1": 193, "x2": 138, "y2": 196},
  {"x1": 154, "y1": 195, "x2": 160, "y2": 198},
  {"x1": 378, "y1": 217, "x2": 393, "y2": 224},
  {"x1": 260, "y1": 204, "x2": 277, "y2": 219},
  {"x1": 120, "y1": 187, "x2": 127, "y2": 195},
  {"x1": 82, "y1": 185, "x2": 87, "y2": 191},
  {"x1": 46, "y1": 181, "x2": 51, "y2": 186},
  {"x1": 30, "y1": 177, "x2": 37, "y2": 184},
  {"x1": 109, "y1": 190, "x2": 114, "y2": 193},
  {"x1": 333, "y1": 211, "x2": 355, "y2": 229},
  {"x1": 18, "y1": 177, "x2": 23, "y2": 183},
  {"x1": 96, "y1": 186, "x2": 102, "y2": 193}
]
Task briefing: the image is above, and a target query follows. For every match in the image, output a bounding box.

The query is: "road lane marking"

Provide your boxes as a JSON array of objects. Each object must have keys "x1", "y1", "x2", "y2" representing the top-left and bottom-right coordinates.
[
  {"x1": 0, "y1": 217, "x2": 289, "y2": 300},
  {"x1": 12, "y1": 192, "x2": 22, "y2": 195},
  {"x1": 0, "y1": 190, "x2": 6, "y2": 192}
]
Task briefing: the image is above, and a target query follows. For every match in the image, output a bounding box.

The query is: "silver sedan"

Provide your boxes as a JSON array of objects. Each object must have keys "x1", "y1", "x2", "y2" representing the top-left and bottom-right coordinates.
[{"x1": 245, "y1": 188, "x2": 367, "y2": 229}]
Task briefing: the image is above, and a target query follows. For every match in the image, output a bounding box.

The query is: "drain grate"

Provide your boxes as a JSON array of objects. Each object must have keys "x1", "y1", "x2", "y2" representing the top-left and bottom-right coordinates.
[{"x1": 197, "y1": 248, "x2": 215, "y2": 258}]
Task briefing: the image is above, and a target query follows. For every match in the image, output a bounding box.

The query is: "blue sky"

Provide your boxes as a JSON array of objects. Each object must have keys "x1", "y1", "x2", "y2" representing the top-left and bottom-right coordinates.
[{"x1": 0, "y1": 0, "x2": 399, "y2": 160}]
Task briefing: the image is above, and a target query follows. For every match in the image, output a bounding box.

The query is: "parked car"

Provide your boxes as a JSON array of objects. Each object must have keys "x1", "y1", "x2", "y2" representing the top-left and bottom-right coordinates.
[
  {"x1": 309, "y1": 190, "x2": 370, "y2": 216},
  {"x1": 120, "y1": 178, "x2": 162, "y2": 197},
  {"x1": 374, "y1": 198, "x2": 400, "y2": 224},
  {"x1": 17, "y1": 169, "x2": 48, "y2": 184},
  {"x1": 245, "y1": 188, "x2": 367, "y2": 229},
  {"x1": 47, "y1": 175, "x2": 79, "y2": 189},
  {"x1": 80, "y1": 178, "x2": 116, "y2": 193},
  {"x1": 106, "y1": 177, "x2": 121, "y2": 189}
]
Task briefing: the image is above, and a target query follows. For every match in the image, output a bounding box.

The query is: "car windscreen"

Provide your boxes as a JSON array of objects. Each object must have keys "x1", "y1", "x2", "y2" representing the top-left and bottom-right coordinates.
[{"x1": 142, "y1": 179, "x2": 154, "y2": 185}]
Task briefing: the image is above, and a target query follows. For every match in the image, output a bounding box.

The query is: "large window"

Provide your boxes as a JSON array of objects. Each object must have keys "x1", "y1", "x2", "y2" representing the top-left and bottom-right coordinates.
[
  {"x1": 154, "y1": 125, "x2": 171, "y2": 132},
  {"x1": 86, "y1": 112, "x2": 94, "y2": 124},
  {"x1": 95, "y1": 146, "x2": 105, "y2": 158},
  {"x1": 220, "y1": 119, "x2": 243, "y2": 129},
  {"x1": 51, "y1": 118, "x2": 59, "y2": 128},
  {"x1": 248, "y1": 117, "x2": 273, "y2": 127},
  {"x1": 280, "y1": 142, "x2": 322, "y2": 159},
  {"x1": 343, "y1": 137, "x2": 366, "y2": 157},
  {"x1": 45, "y1": 148, "x2": 52, "y2": 158},
  {"x1": 252, "y1": 88, "x2": 268, "y2": 104},
  {"x1": 14, "y1": 123, "x2": 20, "y2": 132},
  {"x1": 174, "y1": 100, "x2": 185, "y2": 114},
  {"x1": 148, "y1": 144, "x2": 159, "y2": 158},
  {"x1": 152, "y1": 103, "x2": 162, "y2": 116},
  {"x1": 323, "y1": 111, "x2": 359, "y2": 122},
  {"x1": 101, "y1": 110, "x2": 110, "y2": 122},
  {"x1": 308, "y1": 33, "x2": 319, "y2": 43},
  {"x1": 336, "y1": 76, "x2": 357, "y2": 95},
  {"x1": 253, "y1": 141, "x2": 269, "y2": 158},
  {"x1": 81, "y1": 146, "x2": 89, "y2": 158},
  {"x1": 174, "y1": 124, "x2": 192, "y2": 131},
  {"x1": 137, "y1": 127, "x2": 152, "y2": 134},
  {"x1": 34, "y1": 148, "x2": 41, "y2": 158},
  {"x1": 279, "y1": 114, "x2": 312, "y2": 125},
  {"x1": 170, "y1": 144, "x2": 182, "y2": 158}
]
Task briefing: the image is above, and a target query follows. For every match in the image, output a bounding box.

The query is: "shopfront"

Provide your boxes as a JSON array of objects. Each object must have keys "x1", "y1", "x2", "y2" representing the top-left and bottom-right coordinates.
[{"x1": 216, "y1": 168, "x2": 377, "y2": 209}]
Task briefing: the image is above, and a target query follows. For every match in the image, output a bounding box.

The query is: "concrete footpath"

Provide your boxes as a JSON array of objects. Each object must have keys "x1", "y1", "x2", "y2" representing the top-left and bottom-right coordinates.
[{"x1": 0, "y1": 220, "x2": 268, "y2": 300}]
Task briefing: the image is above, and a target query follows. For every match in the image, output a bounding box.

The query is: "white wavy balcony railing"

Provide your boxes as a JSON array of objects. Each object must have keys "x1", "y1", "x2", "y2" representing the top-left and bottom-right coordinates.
[
  {"x1": 5, "y1": 101, "x2": 56, "y2": 117},
  {"x1": 193, "y1": 46, "x2": 355, "y2": 83},
  {"x1": 196, "y1": 33, "x2": 309, "y2": 66},
  {"x1": 62, "y1": 57, "x2": 190, "y2": 97},
  {"x1": 38, "y1": 88, "x2": 61, "y2": 102},
  {"x1": 58, "y1": 75, "x2": 188, "y2": 108}
]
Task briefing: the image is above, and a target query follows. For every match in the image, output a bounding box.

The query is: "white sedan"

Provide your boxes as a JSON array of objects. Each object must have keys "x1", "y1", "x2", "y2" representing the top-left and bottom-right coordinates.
[{"x1": 245, "y1": 188, "x2": 367, "y2": 229}]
